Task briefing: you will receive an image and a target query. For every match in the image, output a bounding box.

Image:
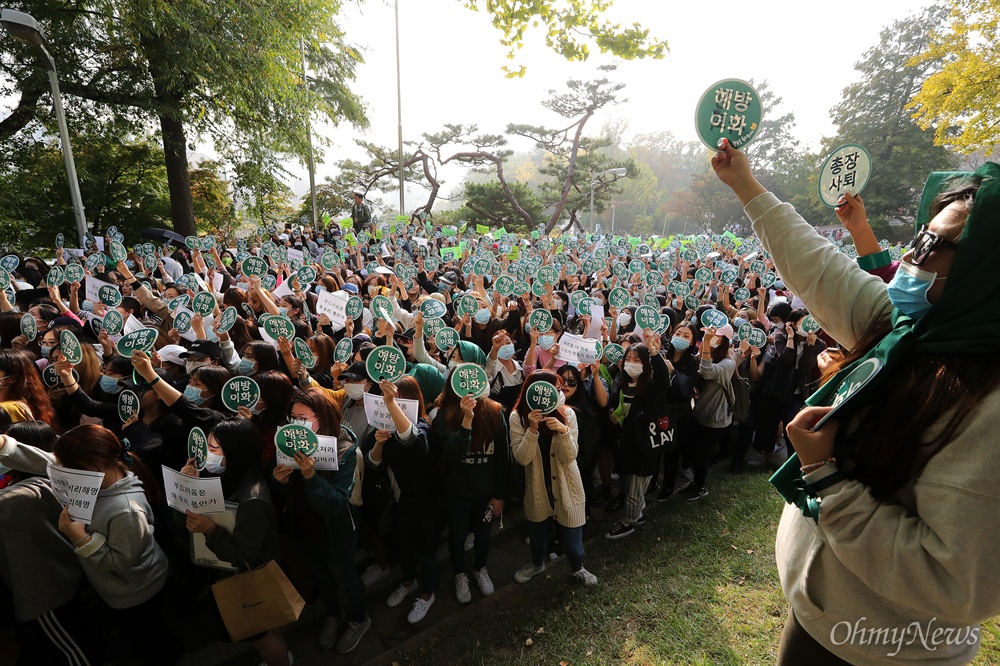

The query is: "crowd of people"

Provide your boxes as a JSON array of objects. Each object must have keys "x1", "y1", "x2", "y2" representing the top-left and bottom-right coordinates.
[{"x1": 0, "y1": 141, "x2": 995, "y2": 666}]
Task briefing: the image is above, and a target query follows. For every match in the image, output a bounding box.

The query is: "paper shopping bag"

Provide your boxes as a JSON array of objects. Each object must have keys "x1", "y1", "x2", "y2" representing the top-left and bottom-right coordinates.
[{"x1": 211, "y1": 560, "x2": 305, "y2": 641}]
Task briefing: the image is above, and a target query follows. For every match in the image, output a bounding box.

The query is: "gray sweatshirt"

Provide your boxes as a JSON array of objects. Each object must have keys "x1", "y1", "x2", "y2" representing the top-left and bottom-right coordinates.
[
  {"x1": 693, "y1": 355, "x2": 736, "y2": 428},
  {"x1": 748, "y1": 191, "x2": 1000, "y2": 665},
  {"x1": 0, "y1": 477, "x2": 83, "y2": 621},
  {"x1": 0, "y1": 437, "x2": 168, "y2": 609}
]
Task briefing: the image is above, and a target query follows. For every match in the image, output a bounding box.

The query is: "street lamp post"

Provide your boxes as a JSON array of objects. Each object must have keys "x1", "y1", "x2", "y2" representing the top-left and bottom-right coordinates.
[
  {"x1": 1, "y1": 9, "x2": 87, "y2": 245},
  {"x1": 300, "y1": 39, "x2": 319, "y2": 232},
  {"x1": 394, "y1": 0, "x2": 404, "y2": 217},
  {"x1": 589, "y1": 167, "x2": 626, "y2": 233},
  {"x1": 610, "y1": 204, "x2": 616, "y2": 234}
]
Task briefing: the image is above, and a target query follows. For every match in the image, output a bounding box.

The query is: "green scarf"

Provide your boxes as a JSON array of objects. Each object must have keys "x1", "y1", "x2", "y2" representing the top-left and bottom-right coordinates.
[{"x1": 772, "y1": 162, "x2": 1000, "y2": 519}]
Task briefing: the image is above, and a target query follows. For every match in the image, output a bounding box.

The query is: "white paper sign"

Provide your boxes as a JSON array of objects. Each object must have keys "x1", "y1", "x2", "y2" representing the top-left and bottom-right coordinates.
[
  {"x1": 192, "y1": 501, "x2": 238, "y2": 571},
  {"x1": 586, "y1": 303, "x2": 604, "y2": 339},
  {"x1": 85, "y1": 276, "x2": 117, "y2": 304},
  {"x1": 362, "y1": 393, "x2": 420, "y2": 432},
  {"x1": 46, "y1": 463, "x2": 104, "y2": 525},
  {"x1": 271, "y1": 277, "x2": 294, "y2": 298},
  {"x1": 275, "y1": 435, "x2": 340, "y2": 471},
  {"x1": 212, "y1": 272, "x2": 225, "y2": 292},
  {"x1": 315, "y1": 290, "x2": 349, "y2": 330},
  {"x1": 286, "y1": 248, "x2": 304, "y2": 265},
  {"x1": 556, "y1": 332, "x2": 600, "y2": 364},
  {"x1": 162, "y1": 465, "x2": 226, "y2": 515}
]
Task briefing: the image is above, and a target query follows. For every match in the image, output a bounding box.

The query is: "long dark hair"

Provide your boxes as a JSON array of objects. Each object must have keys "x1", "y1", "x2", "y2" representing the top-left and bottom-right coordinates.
[
  {"x1": 819, "y1": 178, "x2": 1000, "y2": 497},
  {"x1": 0, "y1": 349, "x2": 57, "y2": 428},
  {"x1": 53, "y1": 425, "x2": 159, "y2": 503},
  {"x1": 209, "y1": 418, "x2": 266, "y2": 496},
  {"x1": 435, "y1": 382, "x2": 504, "y2": 454},
  {"x1": 513, "y1": 370, "x2": 567, "y2": 428},
  {"x1": 191, "y1": 365, "x2": 232, "y2": 411},
  {"x1": 243, "y1": 340, "x2": 280, "y2": 373},
  {"x1": 617, "y1": 342, "x2": 651, "y2": 397},
  {"x1": 395, "y1": 375, "x2": 428, "y2": 421},
  {"x1": 255, "y1": 370, "x2": 293, "y2": 432}
]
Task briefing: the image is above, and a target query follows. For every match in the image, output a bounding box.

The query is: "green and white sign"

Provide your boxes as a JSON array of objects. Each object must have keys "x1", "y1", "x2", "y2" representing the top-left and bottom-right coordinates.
[
  {"x1": 241, "y1": 256, "x2": 267, "y2": 278},
  {"x1": 263, "y1": 314, "x2": 295, "y2": 340},
  {"x1": 701, "y1": 309, "x2": 730, "y2": 329},
  {"x1": 275, "y1": 424, "x2": 319, "y2": 458},
  {"x1": 298, "y1": 266, "x2": 317, "y2": 284},
  {"x1": 98, "y1": 285, "x2": 122, "y2": 307},
  {"x1": 370, "y1": 294, "x2": 394, "y2": 321},
  {"x1": 494, "y1": 275, "x2": 515, "y2": 296},
  {"x1": 811, "y1": 358, "x2": 884, "y2": 431},
  {"x1": 64, "y1": 264, "x2": 84, "y2": 284},
  {"x1": 109, "y1": 240, "x2": 127, "y2": 263},
  {"x1": 115, "y1": 328, "x2": 157, "y2": 356},
  {"x1": 673, "y1": 282, "x2": 691, "y2": 298},
  {"x1": 187, "y1": 427, "x2": 208, "y2": 471},
  {"x1": 695, "y1": 267, "x2": 713, "y2": 283},
  {"x1": 818, "y1": 143, "x2": 872, "y2": 208},
  {"x1": 173, "y1": 310, "x2": 193, "y2": 334},
  {"x1": 449, "y1": 362, "x2": 489, "y2": 399},
  {"x1": 759, "y1": 272, "x2": 776, "y2": 289},
  {"x1": 734, "y1": 287, "x2": 751, "y2": 302},
  {"x1": 435, "y1": 327, "x2": 460, "y2": 352},
  {"x1": 334, "y1": 337, "x2": 354, "y2": 364},
  {"x1": 103, "y1": 309, "x2": 125, "y2": 336},
  {"x1": 0, "y1": 255, "x2": 19, "y2": 272},
  {"x1": 536, "y1": 266, "x2": 558, "y2": 285},
  {"x1": 603, "y1": 343, "x2": 625, "y2": 365},
  {"x1": 60, "y1": 330, "x2": 83, "y2": 364},
  {"x1": 800, "y1": 314, "x2": 821, "y2": 334},
  {"x1": 684, "y1": 294, "x2": 700, "y2": 311},
  {"x1": 192, "y1": 292, "x2": 216, "y2": 317},
  {"x1": 294, "y1": 337, "x2": 316, "y2": 369},
  {"x1": 167, "y1": 295, "x2": 190, "y2": 312},
  {"x1": 695, "y1": 78, "x2": 763, "y2": 151},
  {"x1": 420, "y1": 299, "x2": 447, "y2": 319},
  {"x1": 749, "y1": 260, "x2": 767, "y2": 275},
  {"x1": 117, "y1": 390, "x2": 139, "y2": 422},
  {"x1": 609, "y1": 287, "x2": 630, "y2": 309},
  {"x1": 217, "y1": 306, "x2": 238, "y2": 333},
  {"x1": 525, "y1": 381, "x2": 560, "y2": 414},
  {"x1": 19, "y1": 313, "x2": 37, "y2": 341},
  {"x1": 527, "y1": 309, "x2": 553, "y2": 333},
  {"x1": 185, "y1": 236, "x2": 202, "y2": 250},
  {"x1": 55, "y1": 233, "x2": 64, "y2": 248},
  {"x1": 634, "y1": 305, "x2": 660, "y2": 331},
  {"x1": 681, "y1": 249, "x2": 699, "y2": 263},
  {"x1": 745, "y1": 326, "x2": 767, "y2": 348},
  {"x1": 422, "y1": 317, "x2": 446, "y2": 339},
  {"x1": 221, "y1": 376, "x2": 260, "y2": 412},
  {"x1": 366, "y1": 345, "x2": 407, "y2": 383},
  {"x1": 46, "y1": 266, "x2": 65, "y2": 287},
  {"x1": 455, "y1": 294, "x2": 479, "y2": 318},
  {"x1": 42, "y1": 365, "x2": 78, "y2": 389}
]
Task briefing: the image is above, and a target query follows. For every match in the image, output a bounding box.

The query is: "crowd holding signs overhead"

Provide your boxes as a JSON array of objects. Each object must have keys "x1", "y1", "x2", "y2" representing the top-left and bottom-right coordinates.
[{"x1": 0, "y1": 78, "x2": 995, "y2": 666}]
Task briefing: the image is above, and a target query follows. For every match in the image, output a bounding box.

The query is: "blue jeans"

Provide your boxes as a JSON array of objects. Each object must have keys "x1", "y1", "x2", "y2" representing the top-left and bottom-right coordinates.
[
  {"x1": 527, "y1": 518, "x2": 585, "y2": 572},
  {"x1": 448, "y1": 495, "x2": 492, "y2": 574}
]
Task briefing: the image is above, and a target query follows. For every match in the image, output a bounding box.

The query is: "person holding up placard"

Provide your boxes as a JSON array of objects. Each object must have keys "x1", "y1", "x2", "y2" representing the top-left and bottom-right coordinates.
[
  {"x1": 180, "y1": 418, "x2": 290, "y2": 666},
  {"x1": 605, "y1": 331, "x2": 672, "y2": 540},
  {"x1": 555, "y1": 362, "x2": 609, "y2": 515},
  {"x1": 713, "y1": 141, "x2": 1000, "y2": 665},
  {"x1": 365, "y1": 378, "x2": 438, "y2": 624},
  {"x1": 688, "y1": 324, "x2": 739, "y2": 501},
  {"x1": 0, "y1": 421, "x2": 107, "y2": 666},
  {"x1": 0, "y1": 424, "x2": 177, "y2": 664},
  {"x1": 510, "y1": 371, "x2": 597, "y2": 588},
  {"x1": 486, "y1": 330, "x2": 525, "y2": 413},
  {"x1": 279, "y1": 389, "x2": 370, "y2": 654},
  {"x1": 432, "y1": 377, "x2": 508, "y2": 605}
]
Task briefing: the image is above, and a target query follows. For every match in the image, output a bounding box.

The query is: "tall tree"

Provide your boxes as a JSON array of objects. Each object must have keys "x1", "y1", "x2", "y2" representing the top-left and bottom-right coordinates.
[
  {"x1": 0, "y1": 0, "x2": 367, "y2": 236},
  {"x1": 908, "y1": 0, "x2": 1000, "y2": 156},
  {"x1": 824, "y1": 6, "x2": 956, "y2": 219}
]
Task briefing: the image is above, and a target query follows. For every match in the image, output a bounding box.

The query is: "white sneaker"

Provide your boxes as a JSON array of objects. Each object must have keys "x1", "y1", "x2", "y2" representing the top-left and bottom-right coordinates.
[
  {"x1": 406, "y1": 594, "x2": 435, "y2": 624},
  {"x1": 514, "y1": 562, "x2": 545, "y2": 583},
  {"x1": 361, "y1": 564, "x2": 390, "y2": 587},
  {"x1": 454, "y1": 573, "x2": 472, "y2": 603},
  {"x1": 572, "y1": 567, "x2": 599, "y2": 587},
  {"x1": 464, "y1": 532, "x2": 475, "y2": 552},
  {"x1": 474, "y1": 567, "x2": 494, "y2": 595},
  {"x1": 318, "y1": 614, "x2": 338, "y2": 650},
  {"x1": 386, "y1": 581, "x2": 418, "y2": 608}
]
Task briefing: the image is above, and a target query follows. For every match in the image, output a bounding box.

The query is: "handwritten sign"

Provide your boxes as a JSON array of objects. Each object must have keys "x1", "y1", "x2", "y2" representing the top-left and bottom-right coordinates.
[
  {"x1": 556, "y1": 333, "x2": 601, "y2": 365},
  {"x1": 362, "y1": 393, "x2": 420, "y2": 432},
  {"x1": 46, "y1": 463, "x2": 103, "y2": 525},
  {"x1": 162, "y1": 466, "x2": 225, "y2": 515}
]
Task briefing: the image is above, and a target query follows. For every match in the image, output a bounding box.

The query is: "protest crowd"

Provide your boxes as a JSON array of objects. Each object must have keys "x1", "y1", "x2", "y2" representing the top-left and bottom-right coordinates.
[{"x1": 0, "y1": 140, "x2": 996, "y2": 666}]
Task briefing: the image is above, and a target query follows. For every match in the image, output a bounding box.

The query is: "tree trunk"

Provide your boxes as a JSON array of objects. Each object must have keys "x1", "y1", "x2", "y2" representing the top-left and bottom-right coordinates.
[
  {"x1": 159, "y1": 112, "x2": 197, "y2": 236},
  {"x1": 543, "y1": 108, "x2": 594, "y2": 235}
]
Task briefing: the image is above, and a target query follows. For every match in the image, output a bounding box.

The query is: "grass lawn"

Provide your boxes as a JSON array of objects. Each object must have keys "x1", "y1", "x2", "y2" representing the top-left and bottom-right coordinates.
[{"x1": 395, "y1": 469, "x2": 1000, "y2": 666}]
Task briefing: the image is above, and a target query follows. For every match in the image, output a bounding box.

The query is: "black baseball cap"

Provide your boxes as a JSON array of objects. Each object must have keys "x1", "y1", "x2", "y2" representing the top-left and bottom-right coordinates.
[
  {"x1": 341, "y1": 361, "x2": 367, "y2": 381},
  {"x1": 179, "y1": 340, "x2": 223, "y2": 360}
]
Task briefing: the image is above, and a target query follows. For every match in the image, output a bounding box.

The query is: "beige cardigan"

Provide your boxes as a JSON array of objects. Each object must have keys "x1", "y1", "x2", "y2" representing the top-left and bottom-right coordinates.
[{"x1": 509, "y1": 408, "x2": 586, "y2": 529}]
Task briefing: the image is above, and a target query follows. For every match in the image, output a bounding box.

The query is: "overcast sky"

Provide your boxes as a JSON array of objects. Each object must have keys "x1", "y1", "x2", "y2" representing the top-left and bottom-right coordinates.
[{"x1": 279, "y1": 0, "x2": 937, "y2": 208}]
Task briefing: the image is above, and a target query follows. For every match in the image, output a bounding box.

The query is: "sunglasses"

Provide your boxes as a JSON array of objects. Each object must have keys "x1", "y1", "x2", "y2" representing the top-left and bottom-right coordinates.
[
  {"x1": 908, "y1": 229, "x2": 959, "y2": 266},
  {"x1": 560, "y1": 378, "x2": 579, "y2": 388}
]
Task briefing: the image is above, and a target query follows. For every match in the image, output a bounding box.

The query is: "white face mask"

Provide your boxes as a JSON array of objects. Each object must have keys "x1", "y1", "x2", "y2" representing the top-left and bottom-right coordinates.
[
  {"x1": 344, "y1": 383, "x2": 366, "y2": 400},
  {"x1": 556, "y1": 391, "x2": 566, "y2": 408},
  {"x1": 290, "y1": 417, "x2": 318, "y2": 432},
  {"x1": 448, "y1": 359, "x2": 461, "y2": 370},
  {"x1": 204, "y1": 451, "x2": 226, "y2": 475},
  {"x1": 185, "y1": 359, "x2": 207, "y2": 376},
  {"x1": 624, "y1": 362, "x2": 643, "y2": 379},
  {"x1": 617, "y1": 312, "x2": 632, "y2": 327}
]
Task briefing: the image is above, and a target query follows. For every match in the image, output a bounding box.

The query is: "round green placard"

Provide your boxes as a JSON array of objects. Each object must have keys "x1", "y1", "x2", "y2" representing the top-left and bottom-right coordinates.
[
  {"x1": 695, "y1": 78, "x2": 763, "y2": 151},
  {"x1": 275, "y1": 424, "x2": 319, "y2": 457}
]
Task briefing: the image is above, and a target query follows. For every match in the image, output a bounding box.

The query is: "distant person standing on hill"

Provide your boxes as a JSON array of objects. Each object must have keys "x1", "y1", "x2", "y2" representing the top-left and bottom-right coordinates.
[{"x1": 351, "y1": 192, "x2": 371, "y2": 234}]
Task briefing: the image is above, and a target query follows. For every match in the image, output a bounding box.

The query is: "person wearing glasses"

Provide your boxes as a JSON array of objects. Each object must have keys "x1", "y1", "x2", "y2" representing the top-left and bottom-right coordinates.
[{"x1": 712, "y1": 139, "x2": 1000, "y2": 665}]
